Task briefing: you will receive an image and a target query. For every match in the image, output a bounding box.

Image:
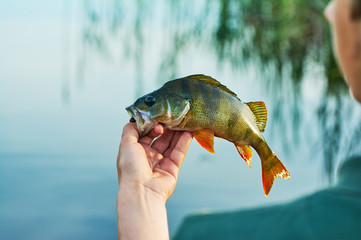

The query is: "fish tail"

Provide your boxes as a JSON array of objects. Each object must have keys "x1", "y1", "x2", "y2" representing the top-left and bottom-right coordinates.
[{"x1": 261, "y1": 152, "x2": 290, "y2": 197}]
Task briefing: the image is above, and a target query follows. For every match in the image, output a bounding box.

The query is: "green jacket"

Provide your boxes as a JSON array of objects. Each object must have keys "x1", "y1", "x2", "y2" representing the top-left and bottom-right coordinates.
[{"x1": 173, "y1": 156, "x2": 361, "y2": 240}]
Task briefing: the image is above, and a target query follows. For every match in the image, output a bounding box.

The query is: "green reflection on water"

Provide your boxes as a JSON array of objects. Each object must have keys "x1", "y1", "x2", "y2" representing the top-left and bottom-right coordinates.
[{"x1": 76, "y1": 0, "x2": 360, "y2": 182}]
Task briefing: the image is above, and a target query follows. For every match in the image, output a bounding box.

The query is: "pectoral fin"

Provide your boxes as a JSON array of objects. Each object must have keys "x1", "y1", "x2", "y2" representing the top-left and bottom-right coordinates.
[
  {"x1": 193, "y1": 130, "x2": 215, "y2": 153},
  {"x1": 235, "y1": 144, "x2": 253, "y2": 168}
]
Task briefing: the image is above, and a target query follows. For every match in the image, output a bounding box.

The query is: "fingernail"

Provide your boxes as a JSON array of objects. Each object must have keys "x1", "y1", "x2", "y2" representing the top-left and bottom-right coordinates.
[{"x1": 325, "y1": 1, "x2": 335, "y2": 23}]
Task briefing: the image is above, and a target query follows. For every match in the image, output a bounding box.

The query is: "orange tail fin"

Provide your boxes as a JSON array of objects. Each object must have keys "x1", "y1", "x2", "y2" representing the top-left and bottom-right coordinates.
[{"x1": 261, "y1": 154, "x2": 290, "y2": 197}]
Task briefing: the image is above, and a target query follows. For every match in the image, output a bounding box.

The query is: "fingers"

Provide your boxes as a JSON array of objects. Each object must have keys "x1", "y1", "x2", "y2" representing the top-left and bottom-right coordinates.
[
  {"x1": 165, "y1": 131, "x2": 193, "y2": 167},
  {"x1": 118, "y1": 123, "x2": 165, "y2": 180},
  {"x1": 152, "y1": 124, "x2": 165, "y2": 136},
  {"x1": 139, "y1": 124, "x2": 165, "y2": 145},
  {"x1": 158, "y1": 131, "x2": 193, "y2": 181},
  {"x1": 118, "y1": 122, "x2": 192, "y2": 182},
  {"x1": 150, "y1": 130, "x2": 176, "y2": 154},
  {"x1": 118, "y1": 123, "x2": 142, "y2": 184},
  {"x1": 121, "y1": 123, "x2": 140, "y2": 145}
]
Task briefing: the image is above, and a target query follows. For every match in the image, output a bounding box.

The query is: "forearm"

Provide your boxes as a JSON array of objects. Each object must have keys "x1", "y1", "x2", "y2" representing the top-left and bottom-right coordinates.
[{"x1": 117, "y1": 183, "x2": 169, "y2": 240}]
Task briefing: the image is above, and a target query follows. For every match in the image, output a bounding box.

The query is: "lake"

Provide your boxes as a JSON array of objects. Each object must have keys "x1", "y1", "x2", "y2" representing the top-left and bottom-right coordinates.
[{"x1": 1, "y1": 1, "x2": 360, "y2": 239}]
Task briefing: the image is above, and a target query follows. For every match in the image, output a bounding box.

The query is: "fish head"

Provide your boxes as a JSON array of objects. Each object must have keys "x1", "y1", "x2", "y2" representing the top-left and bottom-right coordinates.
[{"x1": 126, "y1": 91, "x2": 190, "y2": 137}]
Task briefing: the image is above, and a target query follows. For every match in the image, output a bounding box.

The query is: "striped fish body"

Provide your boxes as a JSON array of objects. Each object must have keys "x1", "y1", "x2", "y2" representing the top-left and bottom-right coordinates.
[
  {"x1": 162, "y1": 76, "x2": 264, "y2": 144},
  {"x1": 126, "y1": 74, "x2": 290, "y2": 196}
]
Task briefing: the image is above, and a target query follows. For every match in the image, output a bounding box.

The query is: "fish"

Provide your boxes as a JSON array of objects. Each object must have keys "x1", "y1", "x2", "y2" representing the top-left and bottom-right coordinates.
[{"x1": 126, "y1": 74, "x2": 290, "y2": 196}]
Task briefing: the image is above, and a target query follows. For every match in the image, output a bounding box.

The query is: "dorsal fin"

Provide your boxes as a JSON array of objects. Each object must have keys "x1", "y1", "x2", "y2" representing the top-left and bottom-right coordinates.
[
  {"x1": 246, "y1": 101, "x2": 267, "y2": 133},
  {"x1": 186, "y1": 74, "x2": 239, "y2": 98}
]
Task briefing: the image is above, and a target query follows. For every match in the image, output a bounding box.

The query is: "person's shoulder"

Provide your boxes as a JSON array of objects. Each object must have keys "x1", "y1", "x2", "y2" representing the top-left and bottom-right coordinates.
[
  {"x1": 172, "y1": 203, "x2": 300, "y2": 240},
  {"x1": 336, "y1": 155, "x2": 361, "y2": 191},
  {"x1": 173, "y1": 183, "x2": 361, "y2": 240}
]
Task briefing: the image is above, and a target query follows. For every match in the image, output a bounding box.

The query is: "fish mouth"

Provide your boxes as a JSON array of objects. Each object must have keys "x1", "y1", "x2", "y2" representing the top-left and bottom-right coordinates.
[{"x1": 126, "y1": 105, "x2": 155, "y2": 137}]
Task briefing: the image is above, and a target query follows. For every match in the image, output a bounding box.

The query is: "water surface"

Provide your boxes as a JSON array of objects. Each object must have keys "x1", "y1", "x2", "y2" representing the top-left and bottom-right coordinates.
[{"x1": 1, "y1": 1, "x2": 360, "y2": 239}]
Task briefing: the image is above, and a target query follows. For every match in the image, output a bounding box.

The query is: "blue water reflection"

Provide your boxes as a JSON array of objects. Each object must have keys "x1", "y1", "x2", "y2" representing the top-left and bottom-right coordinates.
[{"x1": 0, "y1": 153, "x2": 118, "y2": 239}]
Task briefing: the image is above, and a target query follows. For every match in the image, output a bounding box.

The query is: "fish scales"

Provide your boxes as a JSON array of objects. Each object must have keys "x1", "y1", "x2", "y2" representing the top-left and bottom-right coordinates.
[
  {"x1": 181, "y1": 78, "x2": 262, "y2": 147},
  {"x1": 174, "y1": 78, "x2": 243, "y2": 139},
  {"x1": 126, "y1": 74, "x2": 290, "y2": 196}
]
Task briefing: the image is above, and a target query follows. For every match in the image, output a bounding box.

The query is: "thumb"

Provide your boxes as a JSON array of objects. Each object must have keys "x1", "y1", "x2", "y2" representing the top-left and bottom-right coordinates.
[
  {"x1": 121, "y1": 123, "x2": 140, "y2": 145},
  {"x1": 117, "y1": 123, "x2": 140, "y2": 184}
]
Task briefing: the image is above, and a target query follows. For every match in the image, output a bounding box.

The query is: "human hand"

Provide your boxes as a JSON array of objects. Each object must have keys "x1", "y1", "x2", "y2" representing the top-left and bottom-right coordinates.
[
  {"x1": 117, "y1": 122, "x2": 193, "y2": 202},
  {"x1": 116, "y1": 122, "x2": 193, "y2": 240}
]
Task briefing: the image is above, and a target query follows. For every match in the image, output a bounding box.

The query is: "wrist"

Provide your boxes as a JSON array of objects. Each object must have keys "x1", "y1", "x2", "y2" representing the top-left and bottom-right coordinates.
[{"x1": 117, "y1": 182, "x2": 169, "y2": 240}]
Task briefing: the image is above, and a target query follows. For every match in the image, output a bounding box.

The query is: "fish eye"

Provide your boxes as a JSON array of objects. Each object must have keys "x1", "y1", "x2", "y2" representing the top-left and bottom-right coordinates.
[{"x1": 144, "y1": 95, "x2": 155, "y2": 107}]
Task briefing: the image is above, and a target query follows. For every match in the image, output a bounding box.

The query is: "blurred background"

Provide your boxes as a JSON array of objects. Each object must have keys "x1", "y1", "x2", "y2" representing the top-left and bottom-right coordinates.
[{"x1": 1, "y1": 0, "x2": 361, "y2": 239}]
